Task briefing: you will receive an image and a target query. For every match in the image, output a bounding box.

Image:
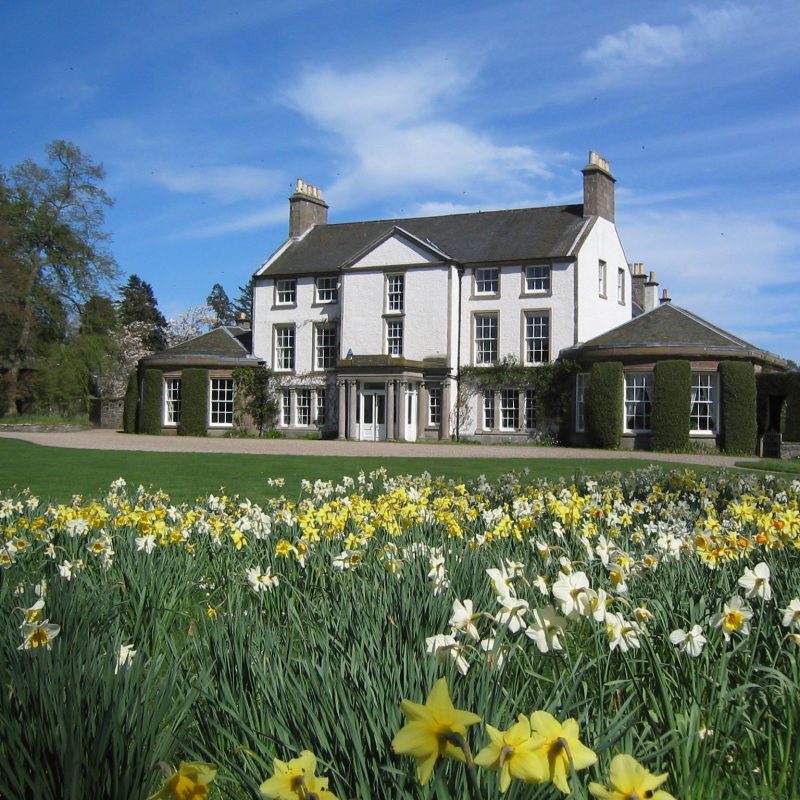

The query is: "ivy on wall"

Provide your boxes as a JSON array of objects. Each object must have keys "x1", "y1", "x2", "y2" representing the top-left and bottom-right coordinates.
[{"x1": 232, "y1": 366, "x2": 278, "y2": 436}]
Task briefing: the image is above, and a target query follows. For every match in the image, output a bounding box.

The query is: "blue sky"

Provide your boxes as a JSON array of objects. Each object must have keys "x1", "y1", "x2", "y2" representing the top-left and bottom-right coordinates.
[{"x1": 4, "y1": 1, "x2": 800, "y2": 361}]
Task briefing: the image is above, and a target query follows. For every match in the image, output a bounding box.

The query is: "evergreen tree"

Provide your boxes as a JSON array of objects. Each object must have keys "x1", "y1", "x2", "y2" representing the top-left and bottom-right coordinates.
[
  {"x1": 232, "y1": 277, "x2": 254, "y2": 322},
  {"x1": 79, "y1": 294, "x2": 117, "y2": 337},
  {"x1": 206, "y1": 283, "x2": 234, "y2": 326},
  {"x1": 117, "y1": 275, "x2": 167, "y2": 352}
]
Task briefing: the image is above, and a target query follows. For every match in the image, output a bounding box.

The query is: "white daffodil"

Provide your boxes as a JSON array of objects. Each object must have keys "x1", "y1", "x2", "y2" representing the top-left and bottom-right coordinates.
[
  {"x1": 480, "y1": 635, "x2": 508, "y2": 671},
  {"x1": 246, "y1": 565, "x2": 279, "y2": 592},
  {"x1": 781, "y1": 597, "x2": 800, "y2": 631},
  {"x1": 525, "y1": 605, "x2": 567, "y2": 653},
  {"x1": 115, "y1": 643, "x2": 137, "y2": 674},
  {"x1": 552, "y1": 570, "x2": 591, "y2": 619},
  {"x1": 586, "y1": 587, "x2": 610, "y2": 622},
  {"x1": 18, "y1": 620, "x2": 61, "y2": 650},
  {"x1": 605, "y1": 612, "x2": 641, "y2": 653},
  {"x1": 449, "y1": 598, "x2": 480, "y2": 640},
  {"x1": 495, "y1": 596, "x2": 529, "y2": 633},
  {"x1": 533, "y1": 574, "x2": 549, "y2": 596},
  {"x1": 486, "y1": 564, "x2": 516, "y2": 599},
  {"x1": 20, "y1": 598, "x2": 45, "y2": 626},
  {"x1": 332, "y1": 549, "x2": 363, "y2": 571},
  {"x1": 711, "y1": 595, "x2": 753, "y2": 642},
  {"x1": 425, "y1": 633, "x2": 470, "y2": 675},
  {"x1": 738, "y1": 562, "x2": 772, "y2": 601},
  {"x1": 135, "y1": 534, "x2": 157, "y2": 554},
  {"x1": 669, "y1": 624, "x2": 707, "y2": 657}
]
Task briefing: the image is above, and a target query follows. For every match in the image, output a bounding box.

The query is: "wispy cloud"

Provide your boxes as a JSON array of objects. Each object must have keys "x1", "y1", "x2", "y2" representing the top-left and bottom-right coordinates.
[
  {"x1": 153, "y1": 165, "x2": 280, "y2": 203},
  {"x1": 582, "y1": 5, "x2": 750, "y2": 75}
]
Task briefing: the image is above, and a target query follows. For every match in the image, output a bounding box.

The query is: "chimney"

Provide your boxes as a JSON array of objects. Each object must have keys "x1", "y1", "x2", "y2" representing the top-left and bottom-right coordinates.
[
  {"x1": 582, "y1": 151, "x2": 616, "y2": 222},
  {"x1": 659, "y1": 288, "x2": 671, "y2": 305},
  {"x1": 630, "y1": 262, "x2": 645, "y2": 314},
  {"x1": 236, "y1": 311, "x2": 251, "y2": 330},
  {"x1": 289, "y1": 178, "x2": 328, "y2": 238},
  {"x1": 644, "y1": 271, "x2": 659, "y2": 312}
]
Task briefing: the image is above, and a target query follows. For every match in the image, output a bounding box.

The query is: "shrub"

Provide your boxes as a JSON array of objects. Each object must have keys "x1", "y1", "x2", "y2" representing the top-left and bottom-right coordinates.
[
  {"x1": 232, "y1": 366, "x2": 277, "y2": 435},
  {"x1": 177, "y1": 369, "x2": 208, "y2": 437},
  {"x1": 720, "y1": 361, "x2": 757, "y2": 454},
  {"x1": 650, "y1": 360, "x2": 691, "y2": 451},
  {"x1": 784, "y1": 373, "x2": 800, "y2": 441},
  {"x1": 585, "y1": 362, "x2": 623, "y2": 448},
  {"x1": 122, "y1": 372, "x2": 138, "y2": 434},
  {"x1": 139, "y1": 369, "x2": 162, "y2": 435}
]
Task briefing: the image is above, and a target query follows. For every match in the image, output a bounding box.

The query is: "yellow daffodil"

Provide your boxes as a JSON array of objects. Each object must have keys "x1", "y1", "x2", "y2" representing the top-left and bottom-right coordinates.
[
  {"x1": 588, "y1": 753, "x2": 675, "y2": 800},
  {"x1": 146, "y1": 761, "x2": 217, "y2": 800},
  {"x1": 392, "y1": 677, "x2": 481, "y2": 785},
  {"x1": 259, "y1": 750, "x2": 338, "y2": 800},
  {"x1": 527, "y1": 711, "x2": 597, "y2": 794},
  {"x1": 474, "y1": 714, "x2": 543, "y2": 792}
]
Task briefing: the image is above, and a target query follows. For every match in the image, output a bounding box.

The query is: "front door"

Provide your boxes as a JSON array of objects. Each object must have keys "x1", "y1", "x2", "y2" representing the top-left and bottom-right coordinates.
[{"x1": 360, "y1": 391, "x2": 386, "y2": 441}]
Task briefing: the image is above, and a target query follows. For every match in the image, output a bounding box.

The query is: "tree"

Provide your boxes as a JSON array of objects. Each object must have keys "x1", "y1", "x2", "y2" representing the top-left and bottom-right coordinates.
[
  {"x1": 165, "y1": 305, "x2": 217, "y2": 348},
  {"x1": 0, "y1": 141, "x2": 118, "y2": 416},
  {"x1": 232, "y1": 277, "x2": 254, "y2": 322},
  {"x1": 117, "y1": 275, "x2": 167, "y2": 352},
  {"x1": 79, "y1": 294, "x2": 117, "y2": 337},
  {"x1": 206, "y1": 283, "x2": 234, "y2": 327}
]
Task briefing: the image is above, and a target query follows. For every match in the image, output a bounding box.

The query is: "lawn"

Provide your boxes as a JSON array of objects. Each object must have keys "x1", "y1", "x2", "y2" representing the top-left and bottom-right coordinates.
[{"x1": 0, "y1": 437, "x2": 712, "y2": 504}]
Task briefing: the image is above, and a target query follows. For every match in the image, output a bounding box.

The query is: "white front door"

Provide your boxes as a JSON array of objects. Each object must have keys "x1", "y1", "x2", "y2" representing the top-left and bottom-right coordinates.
[
  {"x1": 405, "y1": 387, "x2": 418, "y2": 442},
  {"x1": 360, "y1": 391, "x2": 386, "y2": 441}
]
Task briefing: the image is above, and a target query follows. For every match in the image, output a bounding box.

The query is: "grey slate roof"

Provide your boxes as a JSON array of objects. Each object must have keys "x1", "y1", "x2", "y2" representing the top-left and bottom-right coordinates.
[
  {"x1": 259, "y1": 204, "x2": 589, "y2": 276},
  {"x1": 140, "y1": 326, "x2": 261, "y2": 366},
  {"x1": 563, "y1": 304, "x2": 785, "y2": 366}
]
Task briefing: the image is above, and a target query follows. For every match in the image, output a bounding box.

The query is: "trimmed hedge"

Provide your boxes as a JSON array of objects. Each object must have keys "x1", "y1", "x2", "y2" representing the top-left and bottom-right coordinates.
[
  {"x1": 650, "y1": 360, "x2": 691, "y2": 452},
  {"x1": 720, "y1": 361, "x2": 757, "y2": 454},
  {"x1": 785, "y1": 373, "x2": 800, "y2": 441},
  {"x1": 177, "y1": 369, "x2": 208, "y2": 437},
  {"x1": 139, "y1": 369, "x2": 163, "y2": 435},
  {"x1": 585, "y1": 361, "x2": 623, "y2": 449},
  {"x1": 123, "y1": 372, "x2": 138, "y2": 434}
]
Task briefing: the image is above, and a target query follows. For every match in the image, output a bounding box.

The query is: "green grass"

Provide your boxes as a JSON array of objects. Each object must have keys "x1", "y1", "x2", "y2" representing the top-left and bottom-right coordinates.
[
  {"x1": 0, "y1": 438, "x2": 708, "y2": 504},
  {"x1": 735, "y1": 457, "x2": 800, "y2": 475}
]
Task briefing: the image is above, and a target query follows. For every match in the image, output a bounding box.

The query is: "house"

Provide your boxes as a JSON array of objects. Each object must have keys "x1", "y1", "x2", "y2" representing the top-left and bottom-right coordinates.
[{"x1": 252, "y1": 152, "x2": 633, "y2": 442}]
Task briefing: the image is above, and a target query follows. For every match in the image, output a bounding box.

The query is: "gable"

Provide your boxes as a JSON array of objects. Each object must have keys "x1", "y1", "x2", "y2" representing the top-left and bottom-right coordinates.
[{"x1": 346, "y1": 231, "x2": 445, "y2": 269}]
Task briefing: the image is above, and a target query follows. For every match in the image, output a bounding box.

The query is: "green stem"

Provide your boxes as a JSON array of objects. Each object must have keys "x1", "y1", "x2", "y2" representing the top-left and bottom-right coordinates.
[{"x1": 444, "y1": 731, "x2": 483, "y2": 800}]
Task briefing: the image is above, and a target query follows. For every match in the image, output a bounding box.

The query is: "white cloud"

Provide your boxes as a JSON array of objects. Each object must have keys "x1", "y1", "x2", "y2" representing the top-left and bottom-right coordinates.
[
  {"x1": 172, "y1": 204, "x2": 288, "y2": 239},
  {"x1": 152, "y1": 165, "x2": 280, "y2": 203},
  {"x1": 582, "y1": 5, "x2": 750, "y2": 75}
]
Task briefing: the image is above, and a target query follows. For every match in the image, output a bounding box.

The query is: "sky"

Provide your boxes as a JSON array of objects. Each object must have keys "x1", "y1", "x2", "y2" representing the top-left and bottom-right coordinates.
[{"x1": 4, "y1": 0, "x2": 800, "y2": 361}]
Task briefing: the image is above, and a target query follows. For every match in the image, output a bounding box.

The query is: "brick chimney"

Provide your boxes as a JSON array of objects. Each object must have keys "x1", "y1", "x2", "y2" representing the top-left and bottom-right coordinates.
[
  {"x1": 289, "y1": 178, "x2": 328, "y2": 238},
  {"x1": 644, "y1": 271, "x2": 660, "y2": 312},
  {"x1": 630, "y1": 262, "x2": 645, "y2": 313},
  {"x1": 582, "y1": 151, "x2": 616, "y2": 222}
]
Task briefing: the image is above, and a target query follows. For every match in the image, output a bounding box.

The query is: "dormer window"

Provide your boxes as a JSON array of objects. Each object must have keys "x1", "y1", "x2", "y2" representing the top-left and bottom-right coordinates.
[
  {"x1": 475, "y1": 267, "x2": 499, "y2": 295},
  {"x1": 276, "y1": 278, "x2": 296, "y2": 306}
]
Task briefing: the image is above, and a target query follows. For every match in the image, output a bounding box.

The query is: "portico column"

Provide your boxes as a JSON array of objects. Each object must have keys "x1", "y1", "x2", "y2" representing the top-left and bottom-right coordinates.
[
  {"x1": 418, "y1": 382, "x2": 428, "y2": 438},
  {"x1": 386, "y1": 380, "x2": 395, "y2": 440},
  {"x1": 290, "y1": 388, "x2": 297, "y2": 429},
  {"x1": 347, "y1": 380, "x2": 358, "y2": 440},
  {"x1": 337, "y1": 381, "x2": 346, "y2": 439},
  {"x1": 494, "y1": 390, "x2": 501, "y2": 432},
  {"x1": 398, "y1": 381, "x2": 408, "y2": 442}
]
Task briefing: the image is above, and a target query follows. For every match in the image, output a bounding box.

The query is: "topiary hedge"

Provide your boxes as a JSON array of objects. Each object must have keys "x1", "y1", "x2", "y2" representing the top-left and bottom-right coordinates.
[
  {"x1": 650, "y1": 360, "x2": 691, "y2": 452},
  {"x1": 123, "y1": 372, "x2": 138, "y2": 434},
  {"x1": 177, "y1": 369, "x2": 208, "y2": 437},
  {"x1": 585, "y1": 361, "x2": 623, "y2": 449},
  {"x1": 139, "y1": 369, "x2": 163, "y2": 435},
  {"x1": 720, "y1": 361, "x2": 757, "y2": 454}
]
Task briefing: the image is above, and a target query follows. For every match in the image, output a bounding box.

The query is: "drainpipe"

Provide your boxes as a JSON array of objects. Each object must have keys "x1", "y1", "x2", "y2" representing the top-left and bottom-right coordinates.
[{"x1": 454, "y1": 262, "x2": 465, "y2": 441}]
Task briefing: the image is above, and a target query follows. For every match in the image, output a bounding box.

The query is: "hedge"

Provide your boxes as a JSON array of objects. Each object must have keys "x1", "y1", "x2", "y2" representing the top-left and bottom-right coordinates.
[
  {"x1": 720, "y1": 361, "x2": 757, "y2": 454},
  {"x1": 178, "y1": 369, "x2": 208, "y2": 437},
  {"x1": 785, "y1": 373, "x2": 800, "y2": 441},
  {"x1": 139, "y1": 369, "x2": 163, "y2": 435},
  {"x1": 123, "y1": 372, "x2": 138, "y2": 434},
  {"x1": 585, "y1": 361, "x2": 623, "y2": 449},
  {"x1": 650, "y1": 360, "x2": 691, "y2": 451}
]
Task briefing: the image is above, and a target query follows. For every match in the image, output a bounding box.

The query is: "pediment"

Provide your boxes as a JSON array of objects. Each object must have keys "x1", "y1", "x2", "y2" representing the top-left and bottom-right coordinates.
[{"x1": 343, "y1": 227, "x2": 451, "y2": 269}]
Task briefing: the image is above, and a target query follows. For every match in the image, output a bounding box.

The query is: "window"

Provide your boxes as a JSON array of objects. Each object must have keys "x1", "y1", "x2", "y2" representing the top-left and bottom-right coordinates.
[
  {"x1": 525, "y1": 389, "x2": 536, "y2": 430},
  {"x1": 483, "y1": 390, "x2": 495, "y2": 430},
  {"x1": 210, "y1": 378, "x2": 234, "y2": 426},
  {"x1": 524, "y1": 312, "x2": 550, "y2": 365},
  {"x1": 475, "y1": 314, "x2": 498, "y2": 364},
  {"x1": 387, "y1": 274, "x2": 404, "y2": 312},
  {"x1": 598, "y1": 261, "x2": 607, "y2": 297},
  {"x1": 428, "y1": 386, "x2": 442, "y2": 426},
  {"x1": 164, "y1": 378, "x2": 181, "y2": 426},
  {"x1": 316, "y1": 277, "x2": 338, "y2": 304},
  {"x1": 624, "y1": 373, "x2": 653, "y2": 432},
  {"x1": 525, "y1": 265, "x2": 550, "y2": 294},
  {"x1": 575, "y1": 373, "x2": 587, "y2": 433},
  {"x1": 691, "y1": 374, "x2": 717, "y2": 433},
  {"x1": 275, "y1": 326, "x2": 295, "y2": 371},
  {"x1": 296, "y1": 389, "x2": 311, "y2": 426},
  {"x1": 276, "y1": 278, "x2": 296, "y2": 305},
  {"x1": 316, "y1": 390, "x2": 326, "y2": 426},
  {"x1": 475, "y1": 267, "x2": 499, "y2": 295},
  {"x1": 500, "y1": 390, "x2": 519, "y2": 430},
  {"x1": 386, "y1": 319, "x2": 403, "y2": 356},
  {"x1": 281, "y1": 390, "x2": 291, "y2": 427},
  {"x1": 617, "y1": 267, "x2": 625, "y2": 303},
  {"x1": 315, "y1": 324, "x2": 338, "y2": 370}
]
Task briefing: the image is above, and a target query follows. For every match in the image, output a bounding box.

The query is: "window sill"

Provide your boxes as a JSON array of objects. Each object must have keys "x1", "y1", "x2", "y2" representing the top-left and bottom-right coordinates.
[{"x1": 272, "y1": 304, "x2": 298, "y2": 311}]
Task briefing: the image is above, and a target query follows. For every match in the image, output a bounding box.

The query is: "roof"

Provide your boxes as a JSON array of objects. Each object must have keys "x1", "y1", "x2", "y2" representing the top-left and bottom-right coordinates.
[
  {"x1": 563, "y1": 303, "x2": 786, "y2": 367},
  {"x1": 139, "y1": 326, "x2": 263, "y2": 367},
  {"x1": 257, "y1": 204, "x2": 590, "y2": 277}
]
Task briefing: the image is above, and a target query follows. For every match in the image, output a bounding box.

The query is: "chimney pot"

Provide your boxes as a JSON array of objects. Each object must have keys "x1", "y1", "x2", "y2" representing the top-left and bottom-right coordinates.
[
  {"x1": 582, "y1": 151, "x2": 616, "y2": 223},
  {"x1": 289, "y1": 178, "x2": 329, "y2": 238},
  {"x1": 660, "y1": 289, "x2": 671, "y2": 304}
]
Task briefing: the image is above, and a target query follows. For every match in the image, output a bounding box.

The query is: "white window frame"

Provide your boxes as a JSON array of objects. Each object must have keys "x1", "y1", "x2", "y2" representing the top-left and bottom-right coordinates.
[
  {"x1": 315, "y1": 324, "x2": 337, "y2": 370},
  {"x1": 386, "y1": 274, "x2": 405, "y2": 313},
  {"x1": 209, "y1": 377, "x2": 234, "y2": 427},
  {"x1": 315, "y1": 276, "x2": 338, "y2": 304},
  {"x1": 274, "y1": 325, "x2": 295, "y2": 372},
  {"x1": 428, "y1": 386, "x2": 442, "y2": 426},
  {"x1": 386, "y1": 319, "x2": 403, "y2": 356},
  {"x1": 475, "y1": 267, "x2": 500, "y2": 296},
  {"x1": 275, "y1": 278, "x2": 296, "y2": 306},
  {"x1": 475, "y1": 314, "x2": 498, "y2": 364},
  {"x1": 296, "y1": 389, "x2": 312, "y2": 427},
  {"x1": 280, "y1": 389, "x2": 291, "y2": 427},
  {"x1": 598, "y1": 261, "x2": 607, "y2": 298},
  {"x1": 524, "y1": 312, "x2": 550, "y2": 365},
  {"x1": 624, "y1": 373, "x2": 653, "y2": 433},
  {"x1": 483, "y1": 390, "x2": 495, "y2": 430},
  {"x1": 575, "y1": 373, "x2": 587, "y2": 433},
  {"x1": 617, "y1": 267, "x2": 625, "y2": 304},
  {"x1": 500, "y1": 389, "x2": 519, "y2": 431},
  {"x1": 316, "y1": 389, "x2": 326, "y2": 426},
  {"x1": 690, "y1": 373, "x2": 718, "y2": 434},
  {"x1": 163, "y1": 377, "x2": 181, "y2": 426},
  {"x1": 524, "y1": 265, "x2": 551, "y2": 294}
]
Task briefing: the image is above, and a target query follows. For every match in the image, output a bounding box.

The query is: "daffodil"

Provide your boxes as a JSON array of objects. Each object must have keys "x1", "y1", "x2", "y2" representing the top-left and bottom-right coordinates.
[
  {"x1": 588, "y1": 753, "x2": 675, "y2": 800},
  {"x1": 259, "y1": 750, "x2": 337, "y2": 800},
  {"x1": 392, "y1": 677, "x2": 481, "y2": 785},
  {"x1": 527, "y1": 711, "x2": 597, "y2": 794},
  {"x1": 18, "y1": 620, "x2": 60, "y2": 650},
  {"x1": 147, "y1": 761, "x2": 217, "y2": 800},
  {"x1": 738, "y1": 561, "x2": 772, "y2": 601},
  {"x1": 474, "y1": 714, "x2": 543, "y2": 792}
]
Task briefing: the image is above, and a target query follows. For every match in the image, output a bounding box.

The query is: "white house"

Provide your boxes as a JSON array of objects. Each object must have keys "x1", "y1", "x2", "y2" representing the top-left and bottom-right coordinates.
[{"x1": 251, "y1": 152, "x2": 633, "y2": 441}]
